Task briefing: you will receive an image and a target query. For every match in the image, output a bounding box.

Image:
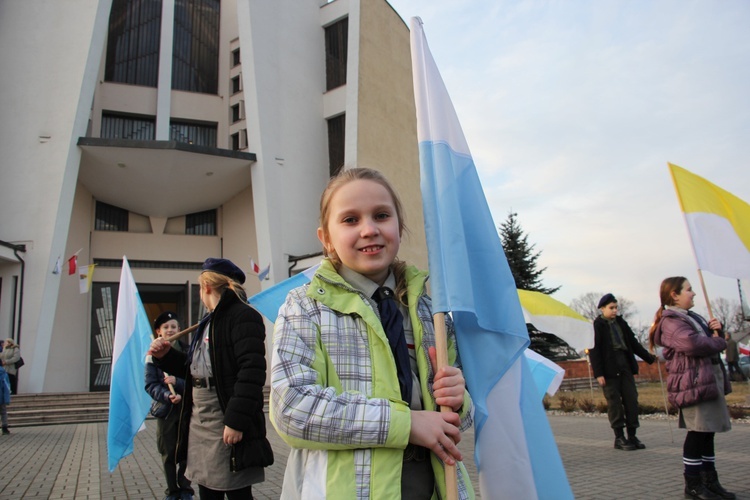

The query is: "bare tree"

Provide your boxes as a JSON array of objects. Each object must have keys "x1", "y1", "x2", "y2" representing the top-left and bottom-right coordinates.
[
  {"x1": 570, "y1": 292, "x2": 637, "y2": 323},
  {"x1": 569, "y1": 292, "x2": 602, "y2": 321},
  {"x1": 710, "y1": 297, "x2": 744, "y2": 333}
]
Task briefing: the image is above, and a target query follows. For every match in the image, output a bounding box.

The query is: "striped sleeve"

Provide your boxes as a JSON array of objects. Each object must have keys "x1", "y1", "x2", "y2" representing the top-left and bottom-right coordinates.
[{"x1": 270, "y1": 286, "x2": 410, "y2": 451}]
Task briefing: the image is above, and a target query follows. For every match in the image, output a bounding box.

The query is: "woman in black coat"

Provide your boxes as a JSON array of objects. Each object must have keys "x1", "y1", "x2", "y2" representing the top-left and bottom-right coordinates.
[{"x1": 150, "y1": 258, "x2": 273, "y2": 500}]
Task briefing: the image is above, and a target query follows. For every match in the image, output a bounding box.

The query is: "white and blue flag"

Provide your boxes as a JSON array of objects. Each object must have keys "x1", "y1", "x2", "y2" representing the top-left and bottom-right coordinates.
[
  {"x1": 107, "y1": 257, "x2": 153, "y2": 472},
  {"x1": 410, "y1": 17, "x2": 572, "y2": 499}
]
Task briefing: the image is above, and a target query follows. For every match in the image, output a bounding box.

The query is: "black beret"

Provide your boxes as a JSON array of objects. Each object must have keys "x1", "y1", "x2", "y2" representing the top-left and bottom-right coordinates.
[
  {"x1": 202, "y1": 257, "x2": 246, "y2": 285},
  {"x1": 597, "y1": 293, "x2": 617, "y2": 309},
  {"x1": 154, "y1": 311, "x2": 178, "y2": 330}
]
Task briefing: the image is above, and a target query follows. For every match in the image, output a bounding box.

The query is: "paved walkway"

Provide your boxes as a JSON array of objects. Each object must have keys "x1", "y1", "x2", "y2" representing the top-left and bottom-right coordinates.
[{"x1": 0, "y1": 413, "x2": 748, "y2": 499}]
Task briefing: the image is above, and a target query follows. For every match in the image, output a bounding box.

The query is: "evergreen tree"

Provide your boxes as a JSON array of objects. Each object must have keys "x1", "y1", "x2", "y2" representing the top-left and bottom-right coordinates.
[{"x1": 499, "y1": 211, "x2": 560, "y2": 294}]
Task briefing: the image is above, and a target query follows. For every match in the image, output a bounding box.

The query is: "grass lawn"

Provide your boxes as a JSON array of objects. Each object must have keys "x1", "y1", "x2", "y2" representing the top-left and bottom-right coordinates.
[{"x1": 547, "y1": 380, "x2": 750, "y2": 414}]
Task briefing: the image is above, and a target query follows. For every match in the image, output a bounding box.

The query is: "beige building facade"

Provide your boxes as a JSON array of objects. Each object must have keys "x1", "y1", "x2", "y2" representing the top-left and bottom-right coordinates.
[{"x1": 0, "y1": 0, "x2": 426, "y2": 394}]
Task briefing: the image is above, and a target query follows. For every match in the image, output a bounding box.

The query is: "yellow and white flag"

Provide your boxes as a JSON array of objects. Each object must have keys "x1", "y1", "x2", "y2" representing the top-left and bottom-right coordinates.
[
  {"x1": 669, "y1": 163, "x2": 750, "y2": 279},
  {"x1": 79, "y1": 264, "x2": 96, "y2": 294},
  {"x1": 517, "y1": 289, "x2": 594, "y2": 353}
]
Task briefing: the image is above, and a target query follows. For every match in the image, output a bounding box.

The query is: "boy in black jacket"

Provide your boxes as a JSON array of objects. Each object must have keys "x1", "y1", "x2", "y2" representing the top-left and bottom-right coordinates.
[{"x1": 589, "y1": 294, "x2": 655, "y2": 451}]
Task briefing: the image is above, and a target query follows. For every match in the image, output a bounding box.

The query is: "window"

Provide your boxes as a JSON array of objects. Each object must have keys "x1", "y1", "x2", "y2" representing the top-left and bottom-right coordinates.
[
  {"x1": 327, "y1": 114, "x2": 345, "y2": 176},
  {"x1": 231, "y1": 75, "x2": 241, "y2": 94},
  {"x1": 170, "y1": 120, "x2": 217, "y2": 147},
  {"x1": 230, "y1": 130, "x2": 247, "y2": 151},
  {"x1": 95, "y1": 201, "x2": 129, "y2": 231},
  {"x1": 231, "y1": 104, "x2": 241, "y2": 123},
  {"x1": 325, "y1": 18, "x2": 348, "y2": 91},
  {"x1": 172, "y1": 0, "x2": 220, "y2": 94},
  {"x1": 186, "y1": 209, "x2": 216, "y2": 235},
  {"x1": 105, "y1": 0, "x2": 162, "y2": 87},
  {"x1": 231, "y1": 48, "x2": 241, "y2": 67},
  {"x1": 101, "y1": 113, "x2": 156, "y2": 140}
]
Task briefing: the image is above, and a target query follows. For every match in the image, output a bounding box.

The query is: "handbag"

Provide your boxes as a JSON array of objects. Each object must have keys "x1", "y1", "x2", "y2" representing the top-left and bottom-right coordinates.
[{"x1": 15, "y1": 357, "x2": 24, "y2": 369}]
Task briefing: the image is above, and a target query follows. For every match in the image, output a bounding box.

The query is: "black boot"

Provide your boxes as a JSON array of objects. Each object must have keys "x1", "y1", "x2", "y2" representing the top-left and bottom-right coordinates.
[
  {"x1": 701, "y1": 470, "x2": 736, "y2": 499},
  {"x1": 614, "y1": 428, "x2": 635, "y2": 451},
  {"x1": 627, "y1": 427, "x2": 645, "y2": 449},
  {"x1": 685, "y1": 473, "x2": 719, "y2": 499},
  {"x1": 1, "y1": 426, "x2": 9, "y2": 435}
]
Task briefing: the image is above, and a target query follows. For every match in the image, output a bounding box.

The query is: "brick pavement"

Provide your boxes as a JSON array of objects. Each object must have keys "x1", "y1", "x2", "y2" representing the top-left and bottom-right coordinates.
[{"x1": 0, "y1": 414, "x2": 747, "y2": 499}]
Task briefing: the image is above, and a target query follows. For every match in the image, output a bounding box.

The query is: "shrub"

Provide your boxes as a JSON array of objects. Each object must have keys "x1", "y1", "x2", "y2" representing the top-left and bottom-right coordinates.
[
  {"x1": 558, "y1": 394, "x2": 577, "y2": 412},
  {"x1": 542, "y1": 396, "x2": 551, "y2": 410},
  {"x1": 727, "y1": 405, "x2": 747, "y2": 420},
  {"x1": 638, "y1": 403, "x2": 661, "y2": 415},
  {"x1": 578, "y1": 397, "x2": 596, "y2": 413}
]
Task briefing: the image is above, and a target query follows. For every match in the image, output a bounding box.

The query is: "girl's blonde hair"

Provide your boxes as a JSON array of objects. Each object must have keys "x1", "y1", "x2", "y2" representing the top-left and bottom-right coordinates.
[
  {"x1": 318, "y1": 167, "x2": 410, "y2": 304},
  {"x1": 200, "y1": 270, "x2": 249, "y2": 304},
  {"x1": 648, "y1": 276, "x2": 687, "y2": 350}
]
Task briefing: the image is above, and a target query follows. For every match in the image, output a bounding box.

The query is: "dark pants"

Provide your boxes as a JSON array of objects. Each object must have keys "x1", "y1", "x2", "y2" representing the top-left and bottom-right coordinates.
[
  {"x1": 7, "y1": 374, "x2": 17, "y2": 395},
  {"x1": 726, "y1": 360, "x2": 747, "y2": 381},
  {"x1": 602, "y1": 353, "x2": 639, "y2": 430},
  {"x1": 157, "y1": 411, "x2": 192, "y2": 496},
  {"x1": 198, "y1": 484, "x2": 252, "y2": 499}
]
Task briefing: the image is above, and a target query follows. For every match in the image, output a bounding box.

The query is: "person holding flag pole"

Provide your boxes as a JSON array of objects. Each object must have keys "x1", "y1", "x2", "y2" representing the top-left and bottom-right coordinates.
[
  {"x1": 648, "y1": 163, "x2": 750, "y2": 499},
  {"x1": 270, "y1": 168, "x2": 475, "y2": 499}
]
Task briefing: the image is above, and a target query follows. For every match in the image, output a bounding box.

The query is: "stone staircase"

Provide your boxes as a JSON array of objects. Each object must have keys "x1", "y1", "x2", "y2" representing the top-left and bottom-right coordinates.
[
  {"x1": 8, "y1": 392, "x2": 110, "y2": 427},
  {"x1": 7, "y1": 387, "x2": 272, "y2": 427}
]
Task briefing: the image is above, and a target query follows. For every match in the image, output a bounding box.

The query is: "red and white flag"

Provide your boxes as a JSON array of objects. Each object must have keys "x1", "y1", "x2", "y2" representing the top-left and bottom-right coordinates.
[
  {"x1": 67, "y1": 255, "x2": 78, "y2": 275},
  {"x1": 249, "y1": 257, "x2": 260, "y2": 274}
]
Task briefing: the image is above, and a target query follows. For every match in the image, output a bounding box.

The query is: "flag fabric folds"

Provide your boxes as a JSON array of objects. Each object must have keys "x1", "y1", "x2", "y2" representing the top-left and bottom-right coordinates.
[
  {"x1": 107, "y1": 257, "x2": 154, "y2": 472},
  {"x1": 669, "y1": 163, "x2": 750, "y2": 279},
  {"x1": 250, "y1": 257, "x2": 261, "y2": 274},
  {"x1": 78, "y1": 264, "x2": 95, "y2": 294},
  {"x1": 518, "y1": 289, "x2": 594, "y2": 353},
  {"x1": 257, "y1": 264, "x2": 271, "y2": 282},
  {"x1": 410, "y1": 17, "x2": 571, "y2": 499},
  {"x1": 524, "y1": 348, "x2": 565, "y2": 397},
  {"x1": 248, "y1": 264, "x2": 321, "y2": 321},
  {"x1": 67, "y1": 254, "x2": 77, "y2": 275}
]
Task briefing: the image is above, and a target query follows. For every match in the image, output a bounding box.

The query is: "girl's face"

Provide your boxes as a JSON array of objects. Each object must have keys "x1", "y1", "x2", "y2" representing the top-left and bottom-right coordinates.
[
  {"x1": 318, "y1": 179, "x2": 401, "y2": 285},
  {"x1": 671, "y1": 279, "x2": 696, "y2": 310},
  {"x1": 156, "y1": 319, "x2": 180, "y2": 339}
]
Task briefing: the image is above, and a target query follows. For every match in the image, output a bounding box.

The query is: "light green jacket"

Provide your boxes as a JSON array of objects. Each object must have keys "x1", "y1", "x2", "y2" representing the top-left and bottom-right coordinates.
[{"x1": 271, "y1": 260, "x2": 474, "y2": 499}]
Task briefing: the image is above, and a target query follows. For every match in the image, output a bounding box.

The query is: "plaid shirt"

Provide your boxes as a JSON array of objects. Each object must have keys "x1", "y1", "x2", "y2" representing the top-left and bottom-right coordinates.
[{"x1": 271, "y1": 260, "x2": 474, "y2": 499}]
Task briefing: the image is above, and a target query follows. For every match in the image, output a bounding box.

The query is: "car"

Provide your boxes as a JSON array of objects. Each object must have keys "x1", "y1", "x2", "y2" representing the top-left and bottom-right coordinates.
[{"x1": 739, "y1": 355, "x2": 750, "y2": 379}]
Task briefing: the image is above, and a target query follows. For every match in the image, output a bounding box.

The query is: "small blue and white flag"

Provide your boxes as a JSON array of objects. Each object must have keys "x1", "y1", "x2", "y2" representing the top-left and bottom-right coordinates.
[
  {"x1": 410, "y1": 17, "x2": 572, "y2": 499},
  {"x1": 107, "y1": 257, "x2": 153, "y2": 472},
  {"x1": 248, "y1": 264, "x2": 320, "y2": 321}
]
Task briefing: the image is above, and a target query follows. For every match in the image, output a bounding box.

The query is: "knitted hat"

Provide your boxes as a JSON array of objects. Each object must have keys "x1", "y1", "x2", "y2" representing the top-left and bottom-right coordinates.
[
  {"x1": 597, "y1": 293, "x2": 617, "y2": 309},
  {"x1": 202, "y1": 257, "x2": 246, "y2": 285}
]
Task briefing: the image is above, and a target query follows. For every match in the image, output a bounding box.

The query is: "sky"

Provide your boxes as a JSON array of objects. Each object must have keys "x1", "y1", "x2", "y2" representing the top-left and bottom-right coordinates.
[{"x1": 387, "y1": 0, "x2": 750, "y2": 329}]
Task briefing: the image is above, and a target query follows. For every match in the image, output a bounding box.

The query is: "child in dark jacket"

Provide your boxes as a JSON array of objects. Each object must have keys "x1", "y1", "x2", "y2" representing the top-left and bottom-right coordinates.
[{"x1": 145, "y1": 311, "x2": 193, "y2": 500}]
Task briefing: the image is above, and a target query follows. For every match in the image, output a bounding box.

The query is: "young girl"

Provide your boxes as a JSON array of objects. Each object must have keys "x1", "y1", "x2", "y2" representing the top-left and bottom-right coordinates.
[
  {"x1": 145, "y1": 311, "x2": 193, "y2": 500},
  {"x1": 150, "y1": 258, "x2": 274, "y2": 500},
  {"x1": 271, "y1": 168, "x2": 475, "y2": 499},
  {"x1": 649, "y1": 277, "x2": 734, "y2": 500}
]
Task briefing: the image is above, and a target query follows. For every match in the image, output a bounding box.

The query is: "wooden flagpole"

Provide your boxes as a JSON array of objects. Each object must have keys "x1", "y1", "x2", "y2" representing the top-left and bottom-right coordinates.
[
  {"x1": 433, "y1": 312, "x2": 458, "y2": 500},
  {"x1": 697, "y1": 269, "x2": 715, "y2": 320},
  {"x1": 165, "y1": 322, "x2": 200, "y2": 343}
]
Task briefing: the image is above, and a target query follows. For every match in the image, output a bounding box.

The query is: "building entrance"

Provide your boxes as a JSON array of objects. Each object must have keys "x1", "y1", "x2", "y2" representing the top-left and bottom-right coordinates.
[{"x1": 89, "y1": 283, "x2": 189, "y2": 392}]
